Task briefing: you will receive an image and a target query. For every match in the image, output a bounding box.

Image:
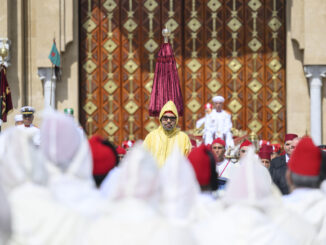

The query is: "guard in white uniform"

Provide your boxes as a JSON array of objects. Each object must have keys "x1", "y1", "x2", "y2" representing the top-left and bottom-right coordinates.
[
  {"x1": 211, "y1": 96, "x2": 234, "y2": 148},
  {"x1": 18, "y1": 106, "x2": 40, "y2": 146}
]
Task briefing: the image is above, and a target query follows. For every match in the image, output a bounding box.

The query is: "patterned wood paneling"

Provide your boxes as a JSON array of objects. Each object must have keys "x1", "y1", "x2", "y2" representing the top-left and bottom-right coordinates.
[
  {"x1": 79, "y1": 0, "x2": 286, "y2": 145},
  {"x1": 184, "y1": 0, "x2": 206, "y2": 130}
]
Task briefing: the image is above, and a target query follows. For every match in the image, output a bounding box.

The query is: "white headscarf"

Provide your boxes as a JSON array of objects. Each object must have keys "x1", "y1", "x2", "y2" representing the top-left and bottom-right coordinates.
[
  {"x1": 0, "y1": 184, "x2": 11, "y2": 245},
  {"x1": 108, "y1": 142, "x2": 160, "y2": 204},
  {"x1": 0, "y1": 127, "x2": 47, "y2": 193},
  {"x1": 41, "y1": 110, "x2": 101, "y2": 218},
  {"x1": 223, "y1": 146, "x2": 277, "y2": 209},
  {"x1": 160, "y1": 146, "x2": 200, "y2": 220}
]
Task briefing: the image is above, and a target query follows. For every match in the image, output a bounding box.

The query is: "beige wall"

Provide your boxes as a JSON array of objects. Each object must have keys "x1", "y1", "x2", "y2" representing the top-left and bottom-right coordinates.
[
  {"x1": 287, "y1": 0, "x2": 326, "y2": 143},
  {"x1": 1, "y1": 0, "x2": 79, "y2": 130}
]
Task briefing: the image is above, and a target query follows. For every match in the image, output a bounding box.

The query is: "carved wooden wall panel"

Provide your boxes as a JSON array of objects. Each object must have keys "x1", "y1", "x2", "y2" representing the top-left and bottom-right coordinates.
[{"x1": 80, "y1": 0, "x2": 286, "y2": 145}]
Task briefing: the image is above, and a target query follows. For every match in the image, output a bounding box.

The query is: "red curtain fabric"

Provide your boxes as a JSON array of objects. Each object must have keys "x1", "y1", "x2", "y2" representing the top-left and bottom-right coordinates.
[
  {"x1": 149, "y1": 43, "x2": 184, "y2": 117},
  {"x1": 0, "y1": 66, "x2": 13, "y2": 122}
]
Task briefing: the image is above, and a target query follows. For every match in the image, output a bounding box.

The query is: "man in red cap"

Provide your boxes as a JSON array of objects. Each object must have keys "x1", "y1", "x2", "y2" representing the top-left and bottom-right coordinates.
[
  {"x1": 211, "y1": 138, "x2": 239, "y2": 189},
  {"x1": 116, "y1": 145, "x2": 126, "y2": 162},
  {"x1": 239, "y1": 139, "x2": 253, "y2": 159},
  {"x1": 258, "y1": 144, "x2": 273, "y2": 169},
  {"x1": 283, "y1": 137, "x2": 326, "y2": 241},
  {"x1": 269, "y1": 133, "x2": 298, "y2": 194}
]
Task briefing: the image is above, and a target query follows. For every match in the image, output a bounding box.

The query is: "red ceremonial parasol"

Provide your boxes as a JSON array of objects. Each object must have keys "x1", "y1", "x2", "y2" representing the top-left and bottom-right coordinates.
[{"x1": 148, "y1": 28, "x2": 184, "y2": 117}]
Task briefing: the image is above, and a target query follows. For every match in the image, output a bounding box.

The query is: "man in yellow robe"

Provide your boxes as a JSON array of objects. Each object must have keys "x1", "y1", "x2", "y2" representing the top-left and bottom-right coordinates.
[{"x1": 143, "y1": 101, "x2": 191, "y2": 167}]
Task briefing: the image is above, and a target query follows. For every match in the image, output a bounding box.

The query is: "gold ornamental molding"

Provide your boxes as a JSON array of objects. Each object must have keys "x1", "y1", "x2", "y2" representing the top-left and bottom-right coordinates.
[
  {"x1": 248, "y1": 119, "x2": 262, "y2": 133},
  {"x1": 268, "y1": 17, "x2": 282, "y2": 32},
  {"x1": 246, "y1": 0, "x2": 262, "y2": 132},
  {"x1": 187, "y1": 18, "x2": 201, "y2": 32},
  {"x1": 83, "y1": 0, "x2": 96, "y2": 135},
  {"x1": 268, "y1": 0, "x2": 284, "y2": 141},
  {"x1": 187, "y1": 99, "x2": 201, "y2": 113},
  {"x1": 82, "y1": 19, "x2": 96, "y2": 33},
  {"x1": 144, "y1": 39, "x2": 158, "y2": 53},
  {"x1": 248, "y1": 38, "x2": 262, "y2": 52},
  {"x1": 83, "y1": 101, "x2": 97, "y2": 115},
  {"x1": 248, "y1": 79, "x2": 262, "y2": 93},
  {"x1": 144, "y1": 0, "x2": 158, "y2": 12},
  {"x1": 120, "y1": 0, "x2": 140, "y2": 139},
  {"x1": 207, "y1": 39, "x2": 221, "y2": 53},
  {"x1": 104, "y1": 80, "x2": 118, "y2": 94},
  {"x1": 268, "y1": 99, "x2": 283, "y2": 113},
  {"x1": 144, "y1": 0, "x2": 158, "y2": 133},
  {"x1": 103, "y1": 0, "x2": 117, "y2": 12},
  {"x1": 227, "y1": 18, "x2": 242, "y2": 32},
  {"x1": 123, "y1": 19, "x2": 138, "y2": 32},
  {"x1": 228, "y1": 99, "x2": 242, "y2": 114},
  {"x1": 103, "y1": 39, "x2": 118, "y2": 53},
  {"x1": 124, "y1": 60, "x2": 138, "y2": 74},
  {"x1": 145, "y1": 121, "x2": 158, "y2": 133},
  {"x1": 104, "y1": 121, "x2": 119, "y2": 135},
  {"x1": 268, "y1": 59, "x2": 282, "y2": 73},
  {"x1": 248, "y1": 0, "x2": 262, "y2": 11},
  {"x1": 165, "y1": 18, "x2": 178, "y2": 33},
  {"x1": 207, "y1": 0, "x2": 221, "y2": 12},
  {"x1": 187, "y1": 59, "x2": 201, "y2": 73},
  {"x1": 83, "y1": 60, "x2": 97, "y2": 74},
  {"x1": 228, "y1": 59, "x2": 242, "y2": 73},
  {"x1": 207, "y1": 79, "x2": 221, "y2": 93}
]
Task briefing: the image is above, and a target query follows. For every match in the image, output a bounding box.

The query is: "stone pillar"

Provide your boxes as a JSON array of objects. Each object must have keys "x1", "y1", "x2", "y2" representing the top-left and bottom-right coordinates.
[
  {"x1": 38, "y1": 67, "x2": 57, "y2": 109},
  {"x1": 304, "y1": 65, "x2": 326, "y2": 145}
]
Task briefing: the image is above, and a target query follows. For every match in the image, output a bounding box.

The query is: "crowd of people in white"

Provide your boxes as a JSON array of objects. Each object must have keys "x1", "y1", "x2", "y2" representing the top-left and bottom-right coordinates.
[{"x1": 0, "y1": 107, "x2": 326, "y2": 245}]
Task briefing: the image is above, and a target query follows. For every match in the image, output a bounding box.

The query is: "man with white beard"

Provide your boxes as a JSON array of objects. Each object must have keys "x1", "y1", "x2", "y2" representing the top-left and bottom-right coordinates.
[{"x1": 283, "y1": 137, "x2": 326, "y2": 243}]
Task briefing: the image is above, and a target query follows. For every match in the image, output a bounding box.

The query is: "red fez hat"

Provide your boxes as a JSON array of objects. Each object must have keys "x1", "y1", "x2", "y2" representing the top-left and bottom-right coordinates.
[
  {"x1": 271, "y1": 143, "x2": 281, "y2": 153},
  {"x1": 89, "y1": 135, "x2": 117, "y2": 175},
  {"x1": 211, "y1": 137, "x2": 226, "y2": 147},
  {"x1": 188, "y1": 145, "x2": 212, "y2": 186},
  {"x1": 116, "y1": 145, "x2": 126, "y2": 155},
  {"x1": 284, "y1": 133, "x2": 298, "y2": 142},
  {"x1": 258, "y1": 145, "x2": 273, "y2": 160},
  {"x1": 288, "y1": 137, "x2": 322, "y2": 176},
  {"x1": 240, "y1": 140, "x2": 253, "y2": 149}
]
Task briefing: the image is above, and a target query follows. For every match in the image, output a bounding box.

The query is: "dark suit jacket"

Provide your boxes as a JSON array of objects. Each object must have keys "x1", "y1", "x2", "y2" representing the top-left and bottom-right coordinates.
[{"x1": 269, "y1": 155, "x2": 289, "y2": 195}]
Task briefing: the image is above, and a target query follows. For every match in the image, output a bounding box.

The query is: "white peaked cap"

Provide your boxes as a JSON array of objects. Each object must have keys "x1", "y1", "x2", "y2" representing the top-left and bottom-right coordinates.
[
  {"x1": 14, "y1": 114, "x2": 23, "y2": 122},
  {"x1": 0, "y1": 184, "x2": 11, "y2": 244},
  {"x1": 223, "y1": 146, "x2": 278, "y2": 208},
  {"x1": 212, "y1": 95, "x2": 225, "y2": 103},
  {"x1": 109, "y1": 142, "x2": 161, "y2": 203},
  {"x1": 41, "y1": 109, "x2": 93, "y2": 182},
  {"x1": 160, "y1": 145, "x2": 200, "y2": 220},
  {"x1": 0, "y1": 127, "x2": 47, "y2": 193}
]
